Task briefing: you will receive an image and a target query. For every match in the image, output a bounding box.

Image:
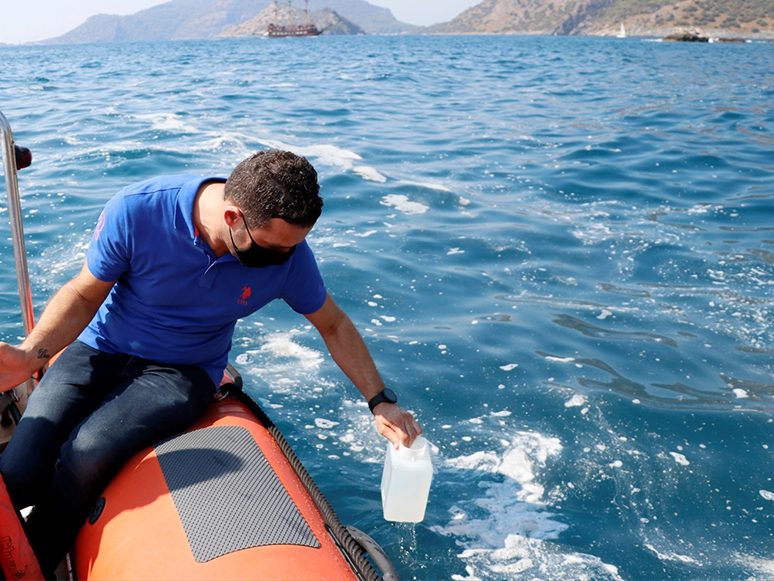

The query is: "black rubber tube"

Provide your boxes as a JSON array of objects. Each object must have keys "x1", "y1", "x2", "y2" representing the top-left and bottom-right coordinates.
[{"x1": 345, "y1": 526, "x2": 400, "y2": 581}]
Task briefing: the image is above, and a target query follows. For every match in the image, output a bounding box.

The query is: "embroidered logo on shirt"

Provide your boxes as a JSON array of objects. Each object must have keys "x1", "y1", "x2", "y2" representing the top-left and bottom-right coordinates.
[
  {"x1": 94, "y1": 211, "x2": 106, "y2": 241},
  {"x1": 238, "y1": 286, "x2": 252, "y2": 306}
]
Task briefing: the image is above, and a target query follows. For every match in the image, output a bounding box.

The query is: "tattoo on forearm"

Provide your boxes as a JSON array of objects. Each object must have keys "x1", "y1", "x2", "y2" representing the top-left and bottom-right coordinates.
[{"x1": 37, "y1": 348, "x2": 51, "y2": 360}]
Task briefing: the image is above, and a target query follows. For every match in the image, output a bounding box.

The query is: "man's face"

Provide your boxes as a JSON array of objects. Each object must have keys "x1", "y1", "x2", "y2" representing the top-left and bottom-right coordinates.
[
  {"x1": 241, "y1": 217, "x2": 313, "y2": 253},
  {"x1": 229, "y1": 215, "x2": 313, "y2": 267}
]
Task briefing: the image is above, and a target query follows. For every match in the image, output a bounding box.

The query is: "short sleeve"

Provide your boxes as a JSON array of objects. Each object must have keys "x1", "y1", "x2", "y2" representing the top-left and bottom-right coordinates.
[
  {"x1": 281, "y1": 241, "x2": 327, "y2": 315},
  {"x1": 86, "y1": 192, "x2": 131, "y2": 283}
]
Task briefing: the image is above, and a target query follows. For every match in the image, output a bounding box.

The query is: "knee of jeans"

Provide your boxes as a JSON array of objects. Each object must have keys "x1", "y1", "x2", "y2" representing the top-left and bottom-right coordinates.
[{"x1": 57, "y1": 430, "x2": 118, "y2": 495}]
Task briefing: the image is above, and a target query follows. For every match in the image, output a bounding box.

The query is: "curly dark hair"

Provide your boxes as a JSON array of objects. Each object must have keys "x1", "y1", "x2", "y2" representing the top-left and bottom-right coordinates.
[{"x1": 224, "y1": 150, "x2": 323, "y2": 228}]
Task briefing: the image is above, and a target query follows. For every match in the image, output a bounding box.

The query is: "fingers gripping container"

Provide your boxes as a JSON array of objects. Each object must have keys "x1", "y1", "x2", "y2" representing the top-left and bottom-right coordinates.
[{"x1": 380, "y1": 437, "x2": 432, "y2": 523}]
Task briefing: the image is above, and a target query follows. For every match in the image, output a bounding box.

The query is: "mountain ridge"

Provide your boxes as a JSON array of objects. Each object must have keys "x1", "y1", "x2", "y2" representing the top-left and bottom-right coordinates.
[
  {"x1": 41, "y1": 0, "x2": 415, "y2": 43},
  {"x1": 35, "y1": 0, "x2": 774, "y2": 43},
  {"x1": 433, "y1": 0, "x2": 774, "y2": 38}
]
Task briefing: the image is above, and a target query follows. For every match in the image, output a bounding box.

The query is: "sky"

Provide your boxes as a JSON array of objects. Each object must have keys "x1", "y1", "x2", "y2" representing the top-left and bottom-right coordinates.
[
  {"x1": 368, "y1": 0, "x2": 481, "y2": 26},
  {"x1": 0, "y1": 0, "x2": 482, "y2": 45}
]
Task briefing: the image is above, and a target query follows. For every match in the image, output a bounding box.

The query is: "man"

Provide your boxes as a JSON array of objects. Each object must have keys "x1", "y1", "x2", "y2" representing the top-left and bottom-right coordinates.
[{"x1": 0, "y1": 150, "x2": 422, "y2": 574}]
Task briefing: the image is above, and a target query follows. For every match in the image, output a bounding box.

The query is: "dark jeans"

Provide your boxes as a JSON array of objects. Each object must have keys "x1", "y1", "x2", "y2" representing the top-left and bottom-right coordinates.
[{"x1": 0, "y1": 341, "x2": 216, "y2": 574}]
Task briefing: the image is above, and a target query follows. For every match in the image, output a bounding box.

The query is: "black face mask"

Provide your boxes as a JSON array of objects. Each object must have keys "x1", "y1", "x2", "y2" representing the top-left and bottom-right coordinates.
[{"x1": 229, "y1": 216, "x2": 296, "y2": 268}]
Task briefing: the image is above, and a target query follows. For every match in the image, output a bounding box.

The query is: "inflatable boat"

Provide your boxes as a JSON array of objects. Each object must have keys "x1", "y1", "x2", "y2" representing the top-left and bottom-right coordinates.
[{"x1": 0, "y1": 111, "x2": 398, "y2": 581}]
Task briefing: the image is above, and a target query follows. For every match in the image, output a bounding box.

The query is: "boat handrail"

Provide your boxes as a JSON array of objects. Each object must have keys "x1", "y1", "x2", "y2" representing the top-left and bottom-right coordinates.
[{"x1": 0, "y1": 110, "x2": 37, "y2": 399}]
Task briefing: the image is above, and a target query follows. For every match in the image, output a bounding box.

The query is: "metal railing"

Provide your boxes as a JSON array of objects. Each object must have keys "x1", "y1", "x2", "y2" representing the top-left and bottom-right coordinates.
[{"x1": 0, "y1": 110, "x2": 36, "y2": 408}]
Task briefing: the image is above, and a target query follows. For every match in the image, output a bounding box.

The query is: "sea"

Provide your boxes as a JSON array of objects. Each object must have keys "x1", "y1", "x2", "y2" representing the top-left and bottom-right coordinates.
[{"x1": 1, "y1": 33, "x2": 773, "y2": 581}]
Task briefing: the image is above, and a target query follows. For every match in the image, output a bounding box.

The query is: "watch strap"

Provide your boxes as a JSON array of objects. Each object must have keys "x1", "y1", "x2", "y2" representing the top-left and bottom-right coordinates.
[{"x1": 368, "y1": 388, "x2": 397, "y2": 412}]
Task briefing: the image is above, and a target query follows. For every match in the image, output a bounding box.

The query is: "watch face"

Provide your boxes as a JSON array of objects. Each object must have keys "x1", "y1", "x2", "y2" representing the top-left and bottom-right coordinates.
[{"x1": 369, "y1": 388, "x2": 398, "y2": 412}]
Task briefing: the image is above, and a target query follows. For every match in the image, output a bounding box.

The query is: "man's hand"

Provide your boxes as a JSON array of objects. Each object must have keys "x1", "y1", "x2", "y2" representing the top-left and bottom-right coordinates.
[
  {"x1": 0, "y1": 261, "x2": 115, "y2": 394},
  {"x1": 373, "y1": 402, "x2": 423, "y2": 449},
  {"x1": 0, "y1": 342, "x2": 36, "y2": 392}
]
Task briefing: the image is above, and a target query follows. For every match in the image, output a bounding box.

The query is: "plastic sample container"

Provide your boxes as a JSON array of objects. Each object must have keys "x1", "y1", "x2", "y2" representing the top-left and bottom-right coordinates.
[{"x1": 381, "y1": 436, "x2": 433, "y2": 523}]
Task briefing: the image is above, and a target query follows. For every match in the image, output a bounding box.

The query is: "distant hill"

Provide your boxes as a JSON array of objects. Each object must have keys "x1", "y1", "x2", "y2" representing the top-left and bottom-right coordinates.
[
  {"x1": 432, "y1": 0, "x2": 774, "y2": 38},
  {"x1": 42, "y1": 0, "x2": 414, "y2": 43},
  {"x1": 40, "y1": 0, "x2": 774, "y2": 42},
  {"x1": 309, "y1": 0, "x2": 417, "y2": 34},
  {"x1": 220, "y1": 4, "x2": 365, "y2": 36}
]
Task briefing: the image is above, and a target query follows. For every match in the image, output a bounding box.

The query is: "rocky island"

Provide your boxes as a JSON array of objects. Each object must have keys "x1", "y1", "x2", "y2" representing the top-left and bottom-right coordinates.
[{"x1": 219, "y1": 3, "x2": 365, "y2": 37}]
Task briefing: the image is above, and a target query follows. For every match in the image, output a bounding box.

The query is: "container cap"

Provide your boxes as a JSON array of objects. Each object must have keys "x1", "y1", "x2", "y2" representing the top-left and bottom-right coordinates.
[{"x1": 397, "y1": 436, "x2": 429, "y2": 459}]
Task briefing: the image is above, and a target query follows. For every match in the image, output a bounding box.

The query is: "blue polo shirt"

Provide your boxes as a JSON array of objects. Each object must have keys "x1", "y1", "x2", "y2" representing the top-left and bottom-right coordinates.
[{"x1": 78, "y1": 174, "x2": 327, "y2": 387}]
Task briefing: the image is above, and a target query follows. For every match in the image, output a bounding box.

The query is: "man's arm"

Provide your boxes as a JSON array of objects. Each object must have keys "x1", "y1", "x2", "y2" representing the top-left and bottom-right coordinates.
[
  {"x1": 0, "y1": 261, "x2": 115, "y2": 391},
  {"x1": 304, "y1": 293, "x2": 422, "y2": 448}
]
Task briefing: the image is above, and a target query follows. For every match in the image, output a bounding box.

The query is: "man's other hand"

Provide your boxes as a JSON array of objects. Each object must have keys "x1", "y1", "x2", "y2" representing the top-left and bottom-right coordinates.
[{"x1": 373, "y1": 402, "x2": 423, "y2": 449}]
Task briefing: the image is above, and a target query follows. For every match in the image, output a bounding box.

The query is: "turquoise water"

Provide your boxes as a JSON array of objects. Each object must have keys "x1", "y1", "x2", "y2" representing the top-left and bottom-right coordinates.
[{"x1": 1, "y1": 34, "x2": 774, "y2": 580}]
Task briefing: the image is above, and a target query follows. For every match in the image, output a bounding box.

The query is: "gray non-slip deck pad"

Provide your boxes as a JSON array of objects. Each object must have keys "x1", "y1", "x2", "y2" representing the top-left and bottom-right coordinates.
[{"x1": 154, "y1": 425, "x2": 320, "y2": 563}]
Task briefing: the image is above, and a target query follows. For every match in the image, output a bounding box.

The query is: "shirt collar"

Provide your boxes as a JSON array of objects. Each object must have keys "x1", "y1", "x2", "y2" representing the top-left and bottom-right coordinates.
[{"x1": 177, "y1": 175, "x2": 227, "y2": 241}]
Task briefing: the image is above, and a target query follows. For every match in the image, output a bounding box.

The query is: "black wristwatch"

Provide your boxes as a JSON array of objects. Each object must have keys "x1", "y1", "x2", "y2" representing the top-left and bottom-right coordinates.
[{"x1": 368, "y1": 388, "x2": 397, "y2": 413}]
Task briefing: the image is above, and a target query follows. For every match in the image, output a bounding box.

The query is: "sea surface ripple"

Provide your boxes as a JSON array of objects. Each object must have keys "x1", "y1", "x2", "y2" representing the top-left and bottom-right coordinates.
[{"x1": 1, "y1": 34, "x2": 774, "y2": 580}]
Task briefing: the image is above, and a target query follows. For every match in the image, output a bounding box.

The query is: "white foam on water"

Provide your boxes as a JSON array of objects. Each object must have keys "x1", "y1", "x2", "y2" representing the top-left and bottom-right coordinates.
[
  {"x1": 397, "y1": 179, "x2": 453, "y2": 192},
  {"x1": 669, "y1": 452, "x2": 690, "y2": 466},
  {"x1": 235, "y1": 329, "x2": 328, "y2": 395},
  {"x1": 353, "y1": 165, "x2": 387, "y2": 182},
  {"x1": 233, "y1": 328, "x2": 382, "y2": 462},
  {"x1": 442, "y1": 432, "x2": 561, "y2": 504},
  {"x1": 233, "y1": 328, "x2": 388, "y2": 461},
  {"x1": 254, "y1": 138, "x2": 385, "y2": 183},
  {"x1": 195, "y1": 130, "x2": 256, "y2": 160},
  {"x1": 522, "y1": 193, "x2": 774, "y2": 365},
  {"x1": 134, "y1": 112, "x2": 198, "y2": 133},
  {"x1": 644, "y1": 544, "x2": 698, "y2": 564},
  {"x1": 545, "y1": 356, "x2": 575, "y2": 363},
  {"x1": 30, "y1": 234, "x2": 91, "y2": 292},
  {"x1": 733, "y1": 554, "x2": 774, "y2": 577},
  {"x1": 380, "y1": 194, "x2": 429, "y2": 215},
  {"x1": 434, "y1": 429, "x2": 623, "y2": 580},
  {"x1": 256, "y1": 139, "x2": 361, "y2": 168},
  {"x1": 598, "y1": 309, "x2": 613, "y2": 320}
]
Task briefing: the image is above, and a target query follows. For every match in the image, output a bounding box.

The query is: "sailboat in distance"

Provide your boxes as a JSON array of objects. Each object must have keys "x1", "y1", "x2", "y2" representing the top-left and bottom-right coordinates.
[
  {"x1": 267, "y1": 0, "x2": 322, "y2": 37},
  {"x1": 617, "y1": 22, "x2": 627, "y2": 38}
]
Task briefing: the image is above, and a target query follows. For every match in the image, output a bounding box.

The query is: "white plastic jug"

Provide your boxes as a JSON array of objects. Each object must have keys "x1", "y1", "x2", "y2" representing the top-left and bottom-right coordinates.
[{"x1": 381, "y1": 436, "x2": 433, "y2": 523}]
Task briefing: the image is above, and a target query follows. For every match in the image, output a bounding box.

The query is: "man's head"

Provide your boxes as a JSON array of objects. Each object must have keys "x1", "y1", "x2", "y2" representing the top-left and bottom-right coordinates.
[{"x1": 224, "y1": 150, "x2": 323, "y2": 229}]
